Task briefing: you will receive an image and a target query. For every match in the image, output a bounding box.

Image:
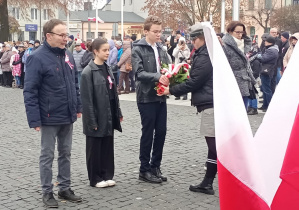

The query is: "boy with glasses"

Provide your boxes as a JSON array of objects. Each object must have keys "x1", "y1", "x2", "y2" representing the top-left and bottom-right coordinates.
[{"x1": 132, "y1": 16, "x2": 170, "y2": 183}]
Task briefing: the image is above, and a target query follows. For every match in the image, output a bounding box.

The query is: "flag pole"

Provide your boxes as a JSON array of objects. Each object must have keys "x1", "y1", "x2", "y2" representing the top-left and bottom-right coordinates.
[
  {"x1": 121, "y1": 0, "x2": 124, "y2": 40},
  {"x1": 221, "y1": 0, "x2": 225, "y2": 33},
  {"x1": 96, "y1": 1, "x2": 98, "y2": 38},
  {"x1": 232, "y1": 0, "x2": 240, "y2": 21}
]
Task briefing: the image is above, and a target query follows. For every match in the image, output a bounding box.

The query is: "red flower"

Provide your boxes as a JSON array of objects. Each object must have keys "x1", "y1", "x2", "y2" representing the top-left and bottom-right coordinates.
[
  {"x1": 173, "y1": 72, "x2": 177, "y2": 76},
  {"x1": 167, "y1": 74, "x2": 172, "y2": 78},
  {"x1": 157, "y1": 86, "x2": 165, "y2": 95},
  {"x1": 184, "y1": 64, "x2": 189, "y2": 68},
  {"x1": 187, "y1": 75, "x2": 190, "y2": 79},
  {"x1": 171, "y1": 64, "x2": 174, "y2": 70}
]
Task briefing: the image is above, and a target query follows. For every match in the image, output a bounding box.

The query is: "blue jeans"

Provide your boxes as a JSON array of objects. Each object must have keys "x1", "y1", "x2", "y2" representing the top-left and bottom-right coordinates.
[
  {"x1": 137, "y1": 102, "x2": 167, "y2": 172},
  {"x1": 113, "y1": 71, "x2": 120, "y2": 86},
  {"x1": 260, "y1": 74, "x2": 273, "y2": 108},
  {"x1": 15, "y1": 76, "x2": 21, "y2": 86},
  {"x1": 276, "y1": 67, "x2": 281, "y2": 84},
  {"x1": 40, "y1": 124, "x2": 73, "y2": 194},
  {"x1": 248, "y1": 99, "x2": 258, "y2": 109},
  {"x1": 243, "y1": 96, "x2": 249, "y2": 111}
]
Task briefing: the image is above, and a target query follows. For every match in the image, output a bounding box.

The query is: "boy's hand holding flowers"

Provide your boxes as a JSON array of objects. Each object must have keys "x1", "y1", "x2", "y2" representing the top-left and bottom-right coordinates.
[{"x1": 159, "y1": 75, "x2": 170, "y2": 86}]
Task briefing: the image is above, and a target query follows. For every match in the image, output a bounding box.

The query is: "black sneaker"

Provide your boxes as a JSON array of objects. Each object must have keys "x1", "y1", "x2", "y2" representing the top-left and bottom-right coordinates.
[
  {"x1": 182, "y1": 95, "x2": 188, "y2": 100},
  {"x1": 248, "y1": 108, "x2": 258, "y2": 115},
  {"x1": 151, "y1": 168, "x2": 167, "y2": 182},
  {"x1": 42, "y1": 192, "x2": 58, "y2": 208},
  {"x1": 58, "y1": 189, "x2": 82, "y2": 203},
  {"x1": 175, "y1": 97, "x2": 180, "y2": 100},
  {"x1": 139, "y1": 171, "x2": 162, "y2": 183}
]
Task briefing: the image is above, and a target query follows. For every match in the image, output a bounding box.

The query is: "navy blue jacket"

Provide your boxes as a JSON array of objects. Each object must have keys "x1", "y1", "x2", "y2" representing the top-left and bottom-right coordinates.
[{"x1": 23, "y1": 41, "x2": 82, "y2": 128}]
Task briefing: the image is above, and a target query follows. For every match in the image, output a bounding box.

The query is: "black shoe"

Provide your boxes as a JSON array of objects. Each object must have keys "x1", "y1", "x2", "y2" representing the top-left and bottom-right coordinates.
[
  {"x1": 58, "y1": 189, "x2": 82, "y2": 203},
  {"x1": 259, "y1": 100, "x2": 263, "y2": 103},
  {"x1": 130, "y1": 89, "x2": 135, "y2": 93},
  {"x1": 189, "y1": 176, "x2": 215, "y2": 195},
  {"x1": 42, "y1": 192, "x2": 58, "y2": 208},
  {"x1": 182, "y1": 95, "x2": 187, "y2": 100},
  {"x1": 258, "y1": 106, "x2": 267, "y2": 112},
  {"x1": 139, "y1": 171, "x2": 162, "y2": 183},
  {"x1": 19, "y1": 86, "x2": 23, "y2": 89},
  {"x1": 151, "y1": 168, "x2": 167, "y2": 182},
  {"x1": 248, "y1": 108, "x2": 258, "y2": 115},
  {"x1": 175, "y1": 97, "x2": 180, "y2": 100},
  {"x1": 247, "y1": 107, "x2": 253, "y2": 113}
]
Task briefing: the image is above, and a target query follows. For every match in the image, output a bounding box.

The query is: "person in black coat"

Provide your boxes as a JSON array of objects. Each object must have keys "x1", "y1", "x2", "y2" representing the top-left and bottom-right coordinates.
[
  {"x1": 257, "y1": 36, "x2": 279, "y2": 112},
  {"x1": 80, "y1": 38, "x2": 123, "y2": 188},
  {"x1": 280, "y1": 32, "x2": 290, "y2": 73},
  {"x1": 159, "y1": 23, "x2": 217, "y2": 195}
]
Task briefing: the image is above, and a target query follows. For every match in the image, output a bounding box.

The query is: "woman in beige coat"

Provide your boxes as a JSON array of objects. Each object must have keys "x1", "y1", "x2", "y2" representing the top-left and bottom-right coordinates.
[
  {"x1": 117, "y1": 41, "x2": 131, "y2": 94},
  {"x1": 283, "y1": 33, "x2": 299, "y2": 71}
]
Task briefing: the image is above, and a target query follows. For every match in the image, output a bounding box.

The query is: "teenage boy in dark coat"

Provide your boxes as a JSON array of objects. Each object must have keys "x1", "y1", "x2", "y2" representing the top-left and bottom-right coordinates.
[{"x1": 132, "y1": 16, "x2": 170, "y2": 184}]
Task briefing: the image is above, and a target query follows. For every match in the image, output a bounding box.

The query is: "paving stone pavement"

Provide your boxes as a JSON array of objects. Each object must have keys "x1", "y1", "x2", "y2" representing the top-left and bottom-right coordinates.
[{"x1": 0, "y1": 86, "x2": 264, "y2": 210}]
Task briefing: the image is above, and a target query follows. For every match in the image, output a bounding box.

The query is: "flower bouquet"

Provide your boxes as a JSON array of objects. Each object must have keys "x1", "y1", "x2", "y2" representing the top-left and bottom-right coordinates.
[{"x1": 155, "y1": 63, "x2": 190, "y2": 94}]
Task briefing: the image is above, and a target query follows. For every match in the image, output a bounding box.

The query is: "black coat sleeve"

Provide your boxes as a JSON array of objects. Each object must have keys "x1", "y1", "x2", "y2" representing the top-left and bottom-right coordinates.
[
  {"x1": 170, "y1": 54, "x2": 212, "y2": 97},
  {"x1": 80, "y1": 71, "x2": 98, "y2": 129},
  {"x1": 132, "y1": 47, "x2": 161, "y2": 82},
  {"x1": 23, "y1": 55, "x2": 43, "y2": 128}
]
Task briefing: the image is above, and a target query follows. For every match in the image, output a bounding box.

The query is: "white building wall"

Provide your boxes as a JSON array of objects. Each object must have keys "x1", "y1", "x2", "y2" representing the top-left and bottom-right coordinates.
[
  {"x1": 103, "y1": 0, "x2": 148, "y2": 19},
  {"x1": 8, "y1": 6, "x2": 59, "y2": 41}
]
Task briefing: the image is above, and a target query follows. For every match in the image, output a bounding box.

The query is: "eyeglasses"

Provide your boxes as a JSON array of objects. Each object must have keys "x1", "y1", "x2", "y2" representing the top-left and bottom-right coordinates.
[
  {"x1": 233, "y1": 31, "x2": 244, "y2": 35},
  {"x1": 48, "y1": 32, "x2": 69, "y2": 39},
  {"x1": 149, "y1": 30, "x2": 162, "y2": 34}
]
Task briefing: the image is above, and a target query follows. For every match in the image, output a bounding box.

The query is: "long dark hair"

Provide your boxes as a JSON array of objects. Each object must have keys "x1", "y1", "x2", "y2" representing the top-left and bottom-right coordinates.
[{"x1": 91, "y1": 38, "x2": 108, "y2": 55}]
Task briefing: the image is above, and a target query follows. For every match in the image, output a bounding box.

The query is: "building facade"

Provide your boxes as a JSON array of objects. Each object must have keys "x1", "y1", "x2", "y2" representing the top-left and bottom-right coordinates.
[
  {"x1": 59, "y1": 9, "x2": 145, "y2": 41},
  {"x1": 8, "y1": 6, "x2": 58, "y2": 41},
  {"x1": 102, "y1": 0, "x2": 148, "y2": 19}
]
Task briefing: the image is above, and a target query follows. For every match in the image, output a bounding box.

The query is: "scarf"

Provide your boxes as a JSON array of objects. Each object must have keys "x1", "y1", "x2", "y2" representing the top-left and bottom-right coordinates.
[{"x1": 233, "y1": 36, "x2": 245, "y2": 53}]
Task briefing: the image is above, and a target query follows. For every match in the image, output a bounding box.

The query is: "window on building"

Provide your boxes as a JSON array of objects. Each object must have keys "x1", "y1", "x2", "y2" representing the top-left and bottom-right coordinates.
[
  {"x1": 248, "y1": 0, "x2": 254, "y2": 10},
  {"x1": 31, "y1": 8, "x2": 38, "y2": 20},
  {"x1": 123, "y1": 0, "x2": 125, "y2": 6},
  {"x1": 12, "y1": 7, "x2": 20, "y2": 19},
  {"x1": 294, "y1": 0, "x2": 299, "y2": 4},
  {"x1": 44, "y1": 9, "x2": 49, "y2": 20},
  {"x1": 129, "y1": 0, "x2": 132, "y2": 5},
  {"x1": 264, "y1": 0, "x2": 272, "y2": 9}
]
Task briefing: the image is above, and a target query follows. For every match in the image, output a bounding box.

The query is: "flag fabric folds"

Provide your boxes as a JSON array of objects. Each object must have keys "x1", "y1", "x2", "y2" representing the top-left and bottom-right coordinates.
[{"x1": 201, "y1": 22, "x2": 299, "y2": 209}]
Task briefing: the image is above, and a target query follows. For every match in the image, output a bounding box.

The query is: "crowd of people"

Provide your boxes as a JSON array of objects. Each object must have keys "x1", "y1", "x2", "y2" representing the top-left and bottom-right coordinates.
[{"x1": 1, "y1": 16, "x2": 298, "y2": 209}]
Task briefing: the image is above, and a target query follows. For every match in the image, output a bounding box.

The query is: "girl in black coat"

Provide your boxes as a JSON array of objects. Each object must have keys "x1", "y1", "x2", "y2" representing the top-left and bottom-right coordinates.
[{"x1": 80, "y1": 38, "x2": 123, "y2": 188}]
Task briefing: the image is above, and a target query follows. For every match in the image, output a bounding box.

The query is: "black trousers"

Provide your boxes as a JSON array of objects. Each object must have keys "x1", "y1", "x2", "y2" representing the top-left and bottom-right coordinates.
[
  {"x1": 0, "y1": 74, "x2": 3, "y2": 86},
  {"x1": 137, "y1": 102, "x2": 167, "y2": 173},
  {"x1": 20, "y1": 70, "x2": 25, "y2": 87},
  {"x1": 86, "y1": 135, "x2": 114, "y2": 186},
  {"x1": 271, "y1": 68, "x2": 277, "y2": 94},
  {"x1": 205, "y1": 137, "x2": 217, "y2": 178},
  {"x1": 3, "y1": 72, "x2": 13, "y2": 87}
]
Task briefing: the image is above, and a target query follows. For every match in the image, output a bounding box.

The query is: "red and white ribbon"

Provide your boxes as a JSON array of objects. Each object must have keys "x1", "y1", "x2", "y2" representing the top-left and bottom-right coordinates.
[
  {"x1": 65, "y1": 53, "x2": 74, "y2": 70},
  {"x1": 107, "y1": 76, "x2": 113, "y2": 89}
]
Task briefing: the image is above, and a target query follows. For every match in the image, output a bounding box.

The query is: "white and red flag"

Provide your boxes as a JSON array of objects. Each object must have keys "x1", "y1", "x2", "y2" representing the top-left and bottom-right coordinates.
[
  {"x1": 201, "y1": 22, "x2": 299, "y2": 209},
  {"x1": 88, "y1": 17, "x2": 104, "y2": 23}
]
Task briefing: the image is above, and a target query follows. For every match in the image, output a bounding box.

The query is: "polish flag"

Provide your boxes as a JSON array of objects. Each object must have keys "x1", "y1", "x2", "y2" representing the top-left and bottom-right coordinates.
[
  {"x1": 88, "y1": 17, "x2": 104, "y2": 23},
  {"x1": 201, "y1": 22, "x2": 299, "y2": 209}
]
